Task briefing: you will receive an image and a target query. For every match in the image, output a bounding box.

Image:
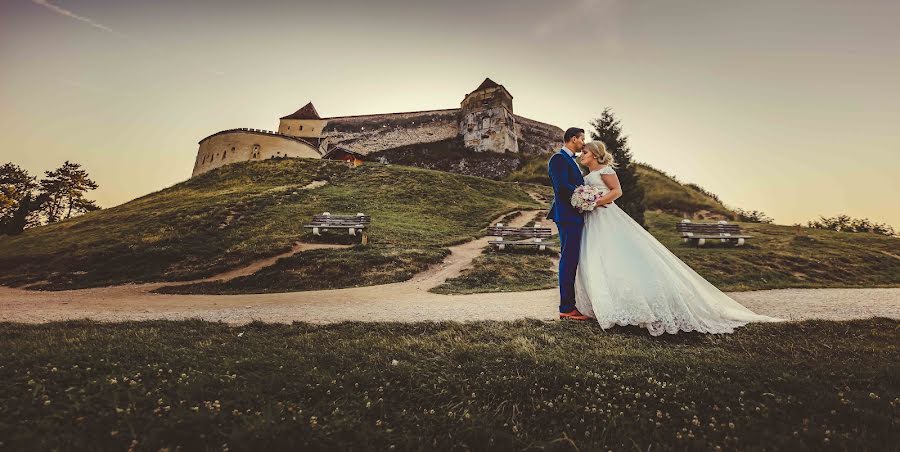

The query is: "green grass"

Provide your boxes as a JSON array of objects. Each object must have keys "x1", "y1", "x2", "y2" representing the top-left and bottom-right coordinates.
[
  {"x1": 431, "y1": 211, "x2": 560, "y2": 295},
  {"x1": 646, "y1": 211, "x2": 900, "y2": 291},
  {"x1": 2, "y1": 157, "x2": 896, "y2": 295},
  {"x1": 431, "y1": 208, "x2": 899, "y2": 295},
  {"x1": 636, "y1": 163, "x2": 736, "y2": 218},
  {"x1": 504, "y1": 154, "x2": 552, "y2": 185},
  {"x1": 1, "y1": 319, "x2": 896, "y2": 450},
  {"x1": 430, "y1": 246, "x2": 558, "y2": 295},
  {"x1": 156, "y1": 246, "x2": 449, "y2": 294},
  {"x1": 0, "y1": 159, "x2": 538, "y2": 290}
]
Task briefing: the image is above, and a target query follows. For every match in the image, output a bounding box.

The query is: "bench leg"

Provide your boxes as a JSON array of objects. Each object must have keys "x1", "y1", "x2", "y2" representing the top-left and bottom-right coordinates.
[
  {"x1": 539, "y1": 245, "x2": 546, "y2": 251},
  {"x1": 312, "y1": 227, "x2": 320, "y2": 236},
  {"x1": 736, "y1": 238, "x2": 745, "y2": 247},
  {"x1": 348, "y1": 227, "x2": 356, "y2": 236},
  {"x1": 696, "y1": 238, "x2": 706, "y2": 247},
  {"x1": 498, "y1": 244, "x2": 506, "y2": 251}
]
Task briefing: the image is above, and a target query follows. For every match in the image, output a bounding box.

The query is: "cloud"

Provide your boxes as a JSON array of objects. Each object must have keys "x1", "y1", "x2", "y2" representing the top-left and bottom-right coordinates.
[{"x1": 30, "y1": 0, "x2": 128, "y2": 38}]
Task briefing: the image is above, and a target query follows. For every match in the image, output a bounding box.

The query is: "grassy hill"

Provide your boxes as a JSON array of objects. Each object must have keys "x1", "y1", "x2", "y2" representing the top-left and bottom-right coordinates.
[
  {"x1": 645, "y1": 211, "x2": 899, "y2": 290},
  {"x1": 505, "y1": 155, "x2": 737, "y2": 219},
  {"x1": 428, "y1": 207, "x2": 900, "y2": 294},
  {"x1": 0, "y1": 159, "x2": 538, "y2": 290},
  {"x1": 2, "y1": 157, "x2": 897, "y2": 294},
  {"x1": 636, "y1": 164, "x2": 736, "y2": 219}
]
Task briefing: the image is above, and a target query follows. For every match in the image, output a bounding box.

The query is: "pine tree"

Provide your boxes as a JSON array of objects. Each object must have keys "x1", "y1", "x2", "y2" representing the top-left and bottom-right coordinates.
[
  {"x1": 0, "y1": 163, "x2": 40, "y2": 235},
  {"x1": 39, "y1": 161, "x2": 100, "y2": 223},
  {"x1": 589, "y1": 108, "x2": 646, "y2": 226}
]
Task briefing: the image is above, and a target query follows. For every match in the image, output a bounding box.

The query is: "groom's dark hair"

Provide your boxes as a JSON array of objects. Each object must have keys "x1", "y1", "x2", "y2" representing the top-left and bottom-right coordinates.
[{"x1": 564, "y1": 127, "x2": 585, "y2": 143}]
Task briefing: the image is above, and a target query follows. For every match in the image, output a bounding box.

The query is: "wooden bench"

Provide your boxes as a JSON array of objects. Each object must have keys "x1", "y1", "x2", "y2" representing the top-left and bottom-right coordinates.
[
  {"x1": 676, "y1": 220, "x2": 751, "y2": 247},
  {"x1": 304, "y1": 212, "x2": 371, "y2": 245},
  {"x1": 488, "y1": 222, "x2": 554, "y2": 251}
]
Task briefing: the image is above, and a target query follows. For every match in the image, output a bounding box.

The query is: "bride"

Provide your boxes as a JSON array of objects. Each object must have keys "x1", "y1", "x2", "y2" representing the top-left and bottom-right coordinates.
[{"x1": 573, "y1": 141, "x2": 782, "y2": 335}]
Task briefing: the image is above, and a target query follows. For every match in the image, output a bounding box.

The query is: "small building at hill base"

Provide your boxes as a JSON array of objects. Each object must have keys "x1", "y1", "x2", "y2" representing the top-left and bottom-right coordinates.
[{"x1": 322, "y1": 147, "x2": 365, "y2": 167}]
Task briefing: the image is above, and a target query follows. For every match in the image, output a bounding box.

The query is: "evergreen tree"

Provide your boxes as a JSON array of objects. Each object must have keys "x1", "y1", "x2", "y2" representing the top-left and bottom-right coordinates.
[
  {"x1": 589, "y1": 108, "x2": 646, "y2": 226},
  {"x1": 0, "y1": 163, "x2": 40, "y2": 235},
  {"x1": 39, "y1": 161, "x2": 100, "y2": 223}
]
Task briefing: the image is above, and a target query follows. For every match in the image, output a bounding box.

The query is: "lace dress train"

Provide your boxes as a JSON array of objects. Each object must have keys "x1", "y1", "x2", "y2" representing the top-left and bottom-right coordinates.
[{"x1": 574, "y1": 167, "x2": 781, "y2": 335}]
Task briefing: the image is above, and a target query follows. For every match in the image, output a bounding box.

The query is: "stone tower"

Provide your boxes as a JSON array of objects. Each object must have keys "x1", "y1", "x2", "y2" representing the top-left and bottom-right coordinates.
[
  {"x1": 459, "y1": 78, "x2": 519, "y2": 153},
  {"x1": 278, "y1": 102, "x2": 328, "y2": 138}
]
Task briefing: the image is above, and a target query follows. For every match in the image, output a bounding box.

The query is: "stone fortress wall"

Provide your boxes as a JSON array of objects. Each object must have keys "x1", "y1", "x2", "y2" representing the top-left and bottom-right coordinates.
[
  {"x1": 319, "y1": 110, "x2": 563, "y2": 157},
  {"x1": 192, "y1": 79, "x2": 566, "y2": 178},
  {"x1": 320, "y1": 109, "x2": 460, "y2": 155},
  {"x1": 193, "y1": 129, "x2": 322, "y2": 177},
  {"x1": 514, "y1": 115, "x2": 565, "y2": 155}
]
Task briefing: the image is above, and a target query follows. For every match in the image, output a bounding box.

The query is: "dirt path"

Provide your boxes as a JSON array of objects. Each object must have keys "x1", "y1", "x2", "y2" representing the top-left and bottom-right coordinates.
[
  {"x1": 1, "y1": 209, "x2": 898, "y2": 325},
  {"x1": 404, "y1": 210, "x2": 539, "y2": 290},
  {"x1": 1, "y1": 282, "x2": 897, "y2": 325},
  {"x1": 191, "y1": 242, "x2": 352, "y2": 284}
]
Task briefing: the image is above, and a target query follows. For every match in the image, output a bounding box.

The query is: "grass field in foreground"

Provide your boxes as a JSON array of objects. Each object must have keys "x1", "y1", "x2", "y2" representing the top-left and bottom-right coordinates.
[{"x1": 1, "y1": 319, "x2": 896, "y2": 450}]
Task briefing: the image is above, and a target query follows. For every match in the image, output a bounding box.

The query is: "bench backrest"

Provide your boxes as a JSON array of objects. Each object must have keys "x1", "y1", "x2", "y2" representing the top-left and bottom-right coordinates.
[
  {"x1": 676, "y1": 222, "x2": 742, "y2": 234},
  {"x1": 311, "y1": 214, "x2": 371, "y2": 225},
  {"x1": 488, "y1": 226, "x2": 553, "y2": 238}
]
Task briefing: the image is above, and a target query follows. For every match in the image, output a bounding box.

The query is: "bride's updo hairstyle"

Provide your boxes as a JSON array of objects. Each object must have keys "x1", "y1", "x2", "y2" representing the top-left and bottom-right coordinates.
[{"x1": 584, "y1": 141, "x2": 617, "y2": 168}]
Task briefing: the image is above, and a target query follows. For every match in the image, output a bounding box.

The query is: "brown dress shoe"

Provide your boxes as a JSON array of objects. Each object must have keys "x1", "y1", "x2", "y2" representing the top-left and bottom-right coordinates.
[{"x1": 559, "y1": 309, "x2": 589, "y2": 321}]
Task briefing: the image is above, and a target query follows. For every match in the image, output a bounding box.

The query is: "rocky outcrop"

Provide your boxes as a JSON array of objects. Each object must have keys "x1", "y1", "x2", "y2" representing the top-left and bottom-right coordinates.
[{"x1": 369, "y1": 138, "x2": 525, "y2": 180}]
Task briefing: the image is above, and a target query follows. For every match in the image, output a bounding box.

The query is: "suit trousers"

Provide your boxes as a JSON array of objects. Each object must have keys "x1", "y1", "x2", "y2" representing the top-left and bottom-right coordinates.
[{"x1": 556, "y1": 221, "x2": 583, "y2": 313}]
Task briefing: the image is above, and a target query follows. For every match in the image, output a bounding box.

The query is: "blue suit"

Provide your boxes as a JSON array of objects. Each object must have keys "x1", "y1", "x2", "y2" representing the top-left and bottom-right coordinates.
[{"x1": 547, "y1": 149, "x2": 585, "y2": 313}]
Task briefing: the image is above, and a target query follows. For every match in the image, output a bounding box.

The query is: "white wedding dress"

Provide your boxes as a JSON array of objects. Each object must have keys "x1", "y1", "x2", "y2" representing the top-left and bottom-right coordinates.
[{"x1": 574, "y1": 166, "x2": 782, "y2": 335}]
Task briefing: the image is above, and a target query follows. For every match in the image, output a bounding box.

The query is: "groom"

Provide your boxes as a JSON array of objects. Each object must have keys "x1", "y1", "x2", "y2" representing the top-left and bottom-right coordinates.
[{"x1": 547, "y1": 127, "x2": 594, "y2": 321}]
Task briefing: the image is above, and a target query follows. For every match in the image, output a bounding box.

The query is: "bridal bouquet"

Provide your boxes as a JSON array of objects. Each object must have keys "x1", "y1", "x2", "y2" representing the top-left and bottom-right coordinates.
[{"x1": 571, "y1": 185, "x2": 607, "y2": 212}]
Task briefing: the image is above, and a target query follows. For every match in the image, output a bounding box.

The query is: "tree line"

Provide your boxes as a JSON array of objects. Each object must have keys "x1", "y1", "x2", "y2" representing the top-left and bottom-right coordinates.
[{"x1": 0, "y1": 161, "x2": 99, "y2": 235}]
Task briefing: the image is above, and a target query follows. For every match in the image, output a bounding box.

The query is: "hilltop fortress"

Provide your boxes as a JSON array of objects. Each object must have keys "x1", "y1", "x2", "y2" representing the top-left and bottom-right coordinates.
[{"x1": 193, "y1": 78, "x2": 564, "y2": 179}]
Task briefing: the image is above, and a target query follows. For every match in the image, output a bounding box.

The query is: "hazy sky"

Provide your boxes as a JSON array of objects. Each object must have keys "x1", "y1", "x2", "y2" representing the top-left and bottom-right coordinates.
[{"x1": 1, "y1": 0, "x2": 898, "y2": 227}]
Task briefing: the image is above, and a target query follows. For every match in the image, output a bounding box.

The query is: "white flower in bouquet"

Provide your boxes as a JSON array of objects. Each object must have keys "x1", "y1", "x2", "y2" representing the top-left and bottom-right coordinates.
[{"x1": 571, "y1": 185, "x2": 607, "y2": 212}]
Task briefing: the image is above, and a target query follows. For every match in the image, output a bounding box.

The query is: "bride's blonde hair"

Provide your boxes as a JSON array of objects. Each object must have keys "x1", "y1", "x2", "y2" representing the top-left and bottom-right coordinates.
[{"x1": 584, "y1": 141, "x2": 616, "y2": 168}]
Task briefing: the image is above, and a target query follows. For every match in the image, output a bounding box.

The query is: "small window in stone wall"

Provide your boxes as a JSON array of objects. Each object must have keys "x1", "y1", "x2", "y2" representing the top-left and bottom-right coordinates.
[
  {"x1": 223, "y1": 150, "x2": 227, "y2": 159},
  {"x1": 300, "y1": 125, "x2": 304, "y2": 131}
]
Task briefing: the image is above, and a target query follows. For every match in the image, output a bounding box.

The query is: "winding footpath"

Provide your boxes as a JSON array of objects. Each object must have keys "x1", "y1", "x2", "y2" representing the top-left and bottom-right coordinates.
[{"x1": 1, "y1": 210, "x2": 898, "y2": 325}]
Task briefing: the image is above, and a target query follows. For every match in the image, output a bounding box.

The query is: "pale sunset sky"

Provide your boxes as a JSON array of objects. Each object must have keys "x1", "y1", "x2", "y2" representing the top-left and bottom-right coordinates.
[{"x1": 1, "y1": 0, "x2": 898, "y2": 227}]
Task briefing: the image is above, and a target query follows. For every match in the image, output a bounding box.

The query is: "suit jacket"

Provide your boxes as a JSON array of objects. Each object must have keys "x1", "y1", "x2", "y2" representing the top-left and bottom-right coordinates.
[{"x1": 547, "y1": 149, "x2": 585, "y2": 225}]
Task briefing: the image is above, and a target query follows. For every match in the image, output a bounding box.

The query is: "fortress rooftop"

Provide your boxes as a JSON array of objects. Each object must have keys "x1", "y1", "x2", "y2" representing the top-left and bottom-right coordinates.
[{"x1": 280, "y1": 102, "x2": 321, "y2": 120}]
